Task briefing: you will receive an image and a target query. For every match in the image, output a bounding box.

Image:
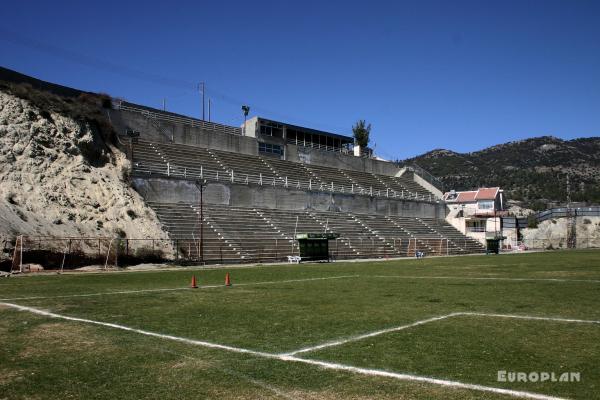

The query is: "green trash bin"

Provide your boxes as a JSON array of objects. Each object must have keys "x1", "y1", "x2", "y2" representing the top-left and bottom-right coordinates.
[{"x1": 486, "y1": 239, "x2": 500, "y2": 254}]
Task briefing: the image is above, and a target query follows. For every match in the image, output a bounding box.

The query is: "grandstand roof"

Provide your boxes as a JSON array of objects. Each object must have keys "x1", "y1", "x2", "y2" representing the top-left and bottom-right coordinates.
[{"x1": 256, "y1": 117, "x2": 353, "y2": 142}]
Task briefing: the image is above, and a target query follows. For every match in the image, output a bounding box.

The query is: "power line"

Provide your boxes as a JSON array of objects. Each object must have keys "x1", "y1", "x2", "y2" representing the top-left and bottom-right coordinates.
[{"x1": 0, "y1": 26, "x2": 351, "y2": 134}]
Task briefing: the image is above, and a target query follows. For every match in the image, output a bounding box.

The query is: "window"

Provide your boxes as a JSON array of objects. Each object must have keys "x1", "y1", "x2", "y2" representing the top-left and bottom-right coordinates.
[
  {"x1": 258, "y1": 142, "x2": 283, "y2": 156},
  {"x1": 478, "y1": 200, "x2": 494, "y2": 210},
  {"x1": 259, "y1": 121, "x2": 283, "y2": 138}
]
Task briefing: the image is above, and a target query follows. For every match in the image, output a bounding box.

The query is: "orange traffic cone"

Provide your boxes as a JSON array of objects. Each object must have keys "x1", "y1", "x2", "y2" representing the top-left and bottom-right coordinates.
[
  {"x1": 190, "y1": 275, "x2": 198, "y2": 289},
  {"x1": 225, "y1": 272, "x2": 232, "y2": 287}
]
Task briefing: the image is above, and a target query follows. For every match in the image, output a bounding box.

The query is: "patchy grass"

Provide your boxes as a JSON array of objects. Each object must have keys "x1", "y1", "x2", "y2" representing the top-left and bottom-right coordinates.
[{"x1": 1, "y1": 250, "x2": 600, "y2": 399}]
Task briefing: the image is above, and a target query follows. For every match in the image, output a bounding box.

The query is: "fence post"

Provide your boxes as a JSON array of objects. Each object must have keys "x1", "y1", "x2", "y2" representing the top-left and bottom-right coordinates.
[
  {"x1": 176, "y1": 239, "x2": 179, "y2": 259},
  {"x1": 126, "y1": 239, "x2": 129, "y2": 256}
]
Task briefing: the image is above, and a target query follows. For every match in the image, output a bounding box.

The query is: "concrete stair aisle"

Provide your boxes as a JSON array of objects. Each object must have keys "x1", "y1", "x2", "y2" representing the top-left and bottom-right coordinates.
[
  {"x1": 310, "y1": 211, "x2": 392, "y2": 259},
  {"x1": 302, "y1": 164, "x2": 356, "y2": 193},
  {"x1": 200, "y1": 205, "x2": 288, "y2": 262},
  {"x1": 260, "y1": 157, "x2": 317, "y2": 190},
  {"x1": 350, "y1": 213, "x2": 408, "y2": 256},
  {"x1": 342, "y1": 170, "x2": 391, "y2": 197},
  {"x1": 131, "y1": 140, "x2": 170, "y2": 176},
  {"x1": 420, "y1": 218, "x2": 487, "y2": 254},
  {"x1": 376, "y1": 174, "x2": 427, "y2": 200},
  {"x1": 210, "y1": 149, "x2": 284, "y2": 185},
  {"x1": 145, "y1": 202, "x2": 242, "y2": 262},
  {"x1": 384, "y1": 216, "x2": 437, "y2": 256}
]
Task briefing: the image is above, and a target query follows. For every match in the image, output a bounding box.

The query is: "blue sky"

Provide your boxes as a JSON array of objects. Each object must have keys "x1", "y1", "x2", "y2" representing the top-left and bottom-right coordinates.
[{"x1": 1, "y1": 0, "x2": 599, "y2": 159}]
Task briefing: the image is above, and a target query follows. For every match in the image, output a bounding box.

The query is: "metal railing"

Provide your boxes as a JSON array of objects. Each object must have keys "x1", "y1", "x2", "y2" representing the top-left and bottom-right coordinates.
[
  {"x1": 406, "y1": 163, "x2": 444, "y2": 192},
  {"x1": 114, "y1": 102, "x2": 243, "y2": 136},
  {"x1": 535, "y1": 206, "x2": 600, "y2": 223},
  {"x1": 286, "y1": 138, "x2": 352, "y2": 154},
  {"x1": 504, "y1": 237, "x2": 600, "y2": 251},
  {"x1": 132, "y1": 161, "x2": 436, "y2": 202}
]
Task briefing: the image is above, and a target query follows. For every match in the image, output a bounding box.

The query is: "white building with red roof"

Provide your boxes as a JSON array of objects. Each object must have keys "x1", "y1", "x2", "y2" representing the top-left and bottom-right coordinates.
[{"x1": 443, "y1": 187, "x2": 508, "y2": 244}]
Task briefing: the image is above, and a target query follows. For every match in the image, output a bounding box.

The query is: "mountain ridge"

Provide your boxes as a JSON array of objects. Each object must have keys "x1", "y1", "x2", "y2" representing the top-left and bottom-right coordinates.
[{"x1": 400, "y1": 135, "x2": 600, "y2": 209}]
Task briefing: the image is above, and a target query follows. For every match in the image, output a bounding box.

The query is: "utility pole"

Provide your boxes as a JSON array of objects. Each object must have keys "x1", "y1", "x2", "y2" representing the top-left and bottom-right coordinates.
[
  {"x1": 199, "y1": 82, "x2": 206, "y2": 121},
  {"x1": 195, "y1": 179, "x2": 207, "y2": 263},
  {"x1": 208, "y1": 99, "x2": 212, "y2": 122},
  {"x1": 566, "y1": 174, "x2": 577, "y2": 249}
]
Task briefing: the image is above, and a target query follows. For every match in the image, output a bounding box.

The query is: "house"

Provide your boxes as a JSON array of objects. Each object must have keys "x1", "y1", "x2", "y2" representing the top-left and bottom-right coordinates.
[{"x1": 443, "y1": 187, "x2": 508, "y2": 244}]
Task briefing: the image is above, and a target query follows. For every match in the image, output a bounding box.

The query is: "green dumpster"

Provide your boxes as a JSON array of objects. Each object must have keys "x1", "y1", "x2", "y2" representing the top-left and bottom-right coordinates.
[
  {"x1": 485, "y1": 234, "x2": 506, "y2": 254},
  {"x1": 296, "y1": 233, "x2": 340, "y2": 262},
  {"x1": 486, "y1": 239, "x2": 500, "y2": 254}
]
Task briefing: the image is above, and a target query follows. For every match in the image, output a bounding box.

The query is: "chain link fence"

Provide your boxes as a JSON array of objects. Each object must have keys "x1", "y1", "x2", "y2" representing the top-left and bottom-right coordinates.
[{"x1": 4, "y1": 236, "x2": 478, "y2": 273}]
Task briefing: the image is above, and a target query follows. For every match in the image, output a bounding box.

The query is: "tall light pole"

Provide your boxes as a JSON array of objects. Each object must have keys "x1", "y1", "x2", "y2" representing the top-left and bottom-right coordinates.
[
  {"x1": 241, "y1": 105, "x2": 250, "y2": 135},
  {"x1": 195, "y1": 179, "x2": 207, "y2": 263},
  {"x1": 199, "y1": 82, "x2": 206, "y2": 121}
]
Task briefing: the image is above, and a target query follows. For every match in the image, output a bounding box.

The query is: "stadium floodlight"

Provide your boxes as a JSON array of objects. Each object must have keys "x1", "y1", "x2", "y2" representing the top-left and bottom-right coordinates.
[{"x1": 242, "y1": 105, "x2": 250, "y2": 135}]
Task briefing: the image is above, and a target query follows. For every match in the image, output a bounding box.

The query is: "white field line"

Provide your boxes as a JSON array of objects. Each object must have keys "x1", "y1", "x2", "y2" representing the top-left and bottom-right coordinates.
[
  {"x1": 0, "y1": 302, "x2": 566, "y2": 400},
  {"x1": 282, "y1": 313, "x2": 461, "y2": 356},
  {"x1": 463, "y1": 312, "x2": 600, "y2": 325},
  {"x1": 283, "y1": 312, "x2": 600, "y2": 356},
  {"x1": 150, "y1": 346, "x2": 300, "y2": 400},
  {"x1": 0, "y1": 275, "x2": 359, "y2": 301},
  {"x1": 371, "y1": 275, "x2": 600, "y2": 284}
]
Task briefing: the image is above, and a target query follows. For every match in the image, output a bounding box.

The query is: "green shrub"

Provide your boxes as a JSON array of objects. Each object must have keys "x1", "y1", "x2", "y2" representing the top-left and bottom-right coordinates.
[{"x1": 527, "y1": 215, "x2": 538, "y2": 228}]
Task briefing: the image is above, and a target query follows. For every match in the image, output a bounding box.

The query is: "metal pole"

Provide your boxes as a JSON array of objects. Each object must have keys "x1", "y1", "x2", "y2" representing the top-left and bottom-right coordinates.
[
  {"x1": 200, "y1": 183, "x2": 204, "y2": 263},
  {"x1": 208, "y1": 99, "x2": 211, "y2": 122},
  {"x1": 200, "y1": 82, "x2": 205, "y2": 121}
]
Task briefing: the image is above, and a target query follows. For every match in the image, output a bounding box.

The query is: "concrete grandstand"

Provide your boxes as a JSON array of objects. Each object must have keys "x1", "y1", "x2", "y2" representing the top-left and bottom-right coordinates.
[{"x1": 108, "y1": 100, "x2": 486, "y2": 262}]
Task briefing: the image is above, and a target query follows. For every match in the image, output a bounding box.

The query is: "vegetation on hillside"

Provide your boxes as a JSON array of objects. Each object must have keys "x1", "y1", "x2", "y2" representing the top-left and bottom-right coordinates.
[
  {"x1": 0, "y1": 80, "x2": 115, "y2": 166},
  {"x1": 399, "y1": 136, "x2": 600, "y2": 210}
]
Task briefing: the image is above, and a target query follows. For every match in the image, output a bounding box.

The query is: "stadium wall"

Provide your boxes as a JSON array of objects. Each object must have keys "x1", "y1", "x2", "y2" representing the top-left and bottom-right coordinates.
[{"x1": 132, "y1": 177, "x2": 444, "y2": 219}]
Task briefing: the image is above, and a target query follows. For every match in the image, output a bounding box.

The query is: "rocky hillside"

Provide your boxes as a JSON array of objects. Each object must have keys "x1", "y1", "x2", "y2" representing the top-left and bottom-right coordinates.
[
  {"x1": 0, "y1": 82, "x2": 169, "y2": 262},
  {"x1": 401, "y1": 136, "x2": 600, "y2": 210}
]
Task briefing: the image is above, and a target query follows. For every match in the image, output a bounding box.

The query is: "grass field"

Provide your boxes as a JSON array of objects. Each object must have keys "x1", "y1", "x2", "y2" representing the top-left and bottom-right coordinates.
[{"x1": 1, "y1": 250, "x2": 600, "y2": 399}]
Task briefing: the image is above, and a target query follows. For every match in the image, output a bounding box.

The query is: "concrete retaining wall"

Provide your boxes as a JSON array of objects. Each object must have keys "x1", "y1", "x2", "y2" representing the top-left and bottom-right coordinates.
[{"x1": 132, "y1": 177, "x2": 444, "y2": 219}]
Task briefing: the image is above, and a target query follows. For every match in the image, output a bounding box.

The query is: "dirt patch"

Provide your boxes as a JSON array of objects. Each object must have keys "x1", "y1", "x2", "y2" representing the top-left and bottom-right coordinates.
[
  {"x1": 0, "y1": 368, "x2": 24, "y2": 385},
  {"x1": 167, "y1": 358, "x2": 212, "y2": 370},
  {"x1": 20, "y1": 322, "x2": 116, "y2": 358}
]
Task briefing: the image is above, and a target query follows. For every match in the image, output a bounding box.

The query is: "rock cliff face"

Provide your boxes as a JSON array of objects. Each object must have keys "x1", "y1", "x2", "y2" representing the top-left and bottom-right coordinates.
[
  {"x1": 0, "y1": 89, "x2": 168, "y2": 260},
  {"x1": 522, "y1": 217, "x2": 600, "y2": 249}
]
